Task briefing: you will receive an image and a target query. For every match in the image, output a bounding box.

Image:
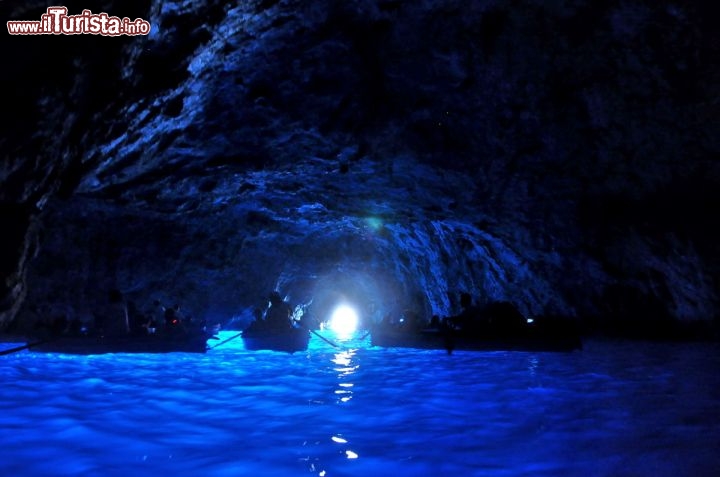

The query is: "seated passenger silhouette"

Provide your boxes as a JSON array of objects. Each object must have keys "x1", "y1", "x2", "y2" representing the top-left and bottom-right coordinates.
[
  {"x1": 164, "y1": 304, "x2": 187, "y2": 334},
  {"x1": 448, "y1": 292, "x2": 486, "y2": 331},
  {"x1": 265, "y1": 291, "x2": 293, "y2": 330}
]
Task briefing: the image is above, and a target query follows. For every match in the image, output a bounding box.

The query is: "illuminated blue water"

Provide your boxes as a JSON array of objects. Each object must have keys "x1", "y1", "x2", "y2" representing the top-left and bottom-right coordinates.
[{"x1": 1, "y1": 332, "x2": 719, "y2": 477}]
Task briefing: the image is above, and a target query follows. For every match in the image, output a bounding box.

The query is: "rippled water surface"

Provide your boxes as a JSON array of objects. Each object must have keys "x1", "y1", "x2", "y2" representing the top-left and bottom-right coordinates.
[{"x1": 2, "y1": 333, "x2": 719, "y2": 476}]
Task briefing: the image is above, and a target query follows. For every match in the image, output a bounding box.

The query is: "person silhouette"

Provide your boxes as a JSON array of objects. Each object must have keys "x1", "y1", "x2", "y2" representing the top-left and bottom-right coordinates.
[
  {"x1": 447, "y1": 292, "x2": 485, "y2": 331},
  {"x1": 265, "y1": 291, "x2": 293, "y2": 330}
]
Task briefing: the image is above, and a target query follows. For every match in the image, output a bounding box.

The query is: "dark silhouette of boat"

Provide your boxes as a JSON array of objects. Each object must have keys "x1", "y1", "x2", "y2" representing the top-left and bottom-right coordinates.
[
  {"x1": 17, "y1": 332, "x2": 213, "y2": 355},
  {"x1": 371, "y1": 323, "x2": 582, "y2": 353},
  {"x1": 241, "y1": 326, "x2": 310, "y2": 353}
]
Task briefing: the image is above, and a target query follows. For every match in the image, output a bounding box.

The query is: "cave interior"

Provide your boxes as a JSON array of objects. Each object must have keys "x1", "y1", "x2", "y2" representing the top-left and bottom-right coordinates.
[{"x1": 2, "y1": 0, "x2": 719, "y2": 340}]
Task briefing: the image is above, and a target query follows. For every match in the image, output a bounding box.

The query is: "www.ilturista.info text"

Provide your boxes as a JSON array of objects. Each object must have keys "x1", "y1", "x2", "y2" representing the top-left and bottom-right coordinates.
[{"x1": 7, "y1": 7, "x2": 151, "y2": 36}]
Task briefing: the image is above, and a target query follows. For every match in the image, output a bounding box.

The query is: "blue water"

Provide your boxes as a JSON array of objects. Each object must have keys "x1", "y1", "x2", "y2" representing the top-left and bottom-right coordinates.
[{"x1": 1, "y1": 332, "x2": 719, "y2": 477}]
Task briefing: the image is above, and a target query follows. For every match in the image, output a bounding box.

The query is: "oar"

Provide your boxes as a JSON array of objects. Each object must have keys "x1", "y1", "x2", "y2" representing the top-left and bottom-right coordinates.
[
  {"x1": 442, "y1": 327, "x2": 456, "y2": 355},
  {"x1": 207, "y1": 331, "x2": 244, "y2": 350},
  {"x1": 0, "y1": 339, "x2": 47, "y2": 356},
  {"x1": 308, "y1": 328, "x2": 342, "y2": 349}
]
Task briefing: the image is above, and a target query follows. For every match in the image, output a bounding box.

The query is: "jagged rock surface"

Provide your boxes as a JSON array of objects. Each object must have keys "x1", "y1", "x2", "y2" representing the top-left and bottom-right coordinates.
[{"x1": 2, "y1": 0, "x2": 719, "y2": 335}]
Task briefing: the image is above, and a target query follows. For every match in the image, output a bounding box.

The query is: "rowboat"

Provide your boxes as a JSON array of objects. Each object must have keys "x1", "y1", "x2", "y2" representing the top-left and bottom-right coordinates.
[
  {"x1": 241, "y1": 326, "x2": 310, "y2": 353},
  {"x1": 371, "y1": 325, "x2": 582, "y2": 353},
  {"x1": 13, "y1": 332, "x2": 212, "y2": 355}
]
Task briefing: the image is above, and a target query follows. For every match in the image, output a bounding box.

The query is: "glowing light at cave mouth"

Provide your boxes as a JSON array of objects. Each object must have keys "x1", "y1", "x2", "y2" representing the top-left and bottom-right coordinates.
[{"x1": 329, "y1": 305, "x2": 359, "y2": 335}]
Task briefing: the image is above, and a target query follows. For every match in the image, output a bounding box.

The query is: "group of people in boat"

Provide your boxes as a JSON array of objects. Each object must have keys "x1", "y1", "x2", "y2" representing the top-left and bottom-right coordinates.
[
  {"x1": 35, "y1": 289, "x2": 213, "y2": 340},
  {"x1": 377, "y1": 292, "x2": 529, "y2": 335},
  {"x1": 245, "y1": 291, "x2": 302, "y2": 332},
  {"x1": 35, "y1": 288, "x2": 527, "y2": 341}
]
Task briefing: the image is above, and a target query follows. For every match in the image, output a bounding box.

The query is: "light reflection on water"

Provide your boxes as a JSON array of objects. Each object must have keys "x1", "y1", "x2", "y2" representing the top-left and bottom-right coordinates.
[
  {"x1": 1, "y1": 333, "x2": 719, "y2": 476},
  {"x1": 332, "y1": 349, "x2": 358, "y2": 405}
]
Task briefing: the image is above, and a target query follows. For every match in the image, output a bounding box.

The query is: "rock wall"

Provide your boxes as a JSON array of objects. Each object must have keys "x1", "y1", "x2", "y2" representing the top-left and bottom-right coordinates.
[{"x1": 3, "y1": 0, "x2": 719, "y2": 335}]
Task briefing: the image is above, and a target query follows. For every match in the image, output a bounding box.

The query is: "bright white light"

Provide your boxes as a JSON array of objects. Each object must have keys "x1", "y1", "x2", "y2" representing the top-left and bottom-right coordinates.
[{"x1": 329, "y1": 305, "x2": 358, "y2": 335}]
